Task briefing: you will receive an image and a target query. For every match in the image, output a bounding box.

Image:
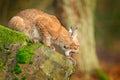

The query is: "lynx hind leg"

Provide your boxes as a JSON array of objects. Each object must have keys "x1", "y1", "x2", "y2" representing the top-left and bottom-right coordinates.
[{"x1": 8, "y1": 16, "x2": 25, "y2": 31}]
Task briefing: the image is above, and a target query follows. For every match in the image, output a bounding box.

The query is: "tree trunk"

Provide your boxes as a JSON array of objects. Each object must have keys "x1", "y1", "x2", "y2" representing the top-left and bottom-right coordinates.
[{"x1": 54, "y1": 0, "x2": 99, "y2": 73}]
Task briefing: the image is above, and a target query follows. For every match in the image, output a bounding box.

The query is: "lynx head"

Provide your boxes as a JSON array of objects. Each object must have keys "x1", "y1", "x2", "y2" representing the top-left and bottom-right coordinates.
[{"x1": 62, "y1": 27, "x2": 80, "y2": 56}]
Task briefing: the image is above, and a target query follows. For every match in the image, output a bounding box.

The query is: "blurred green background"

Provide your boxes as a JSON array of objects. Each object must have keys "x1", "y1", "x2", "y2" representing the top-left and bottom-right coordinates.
[{"x1": 95, "y1": 0, "x2": 120, "y2": 65}]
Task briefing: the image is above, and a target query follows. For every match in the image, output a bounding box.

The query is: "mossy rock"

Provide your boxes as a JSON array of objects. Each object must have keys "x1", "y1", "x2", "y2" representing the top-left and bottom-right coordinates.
[
  {"x1": 0, "y1": 25, "x2": 28, "y2": 48},
  {"x1": 0, "y1": 25, "x2": 74, "y2": 80},
  {"x1": 2, "y1": 43, "x2": 74, "y2": 80}
]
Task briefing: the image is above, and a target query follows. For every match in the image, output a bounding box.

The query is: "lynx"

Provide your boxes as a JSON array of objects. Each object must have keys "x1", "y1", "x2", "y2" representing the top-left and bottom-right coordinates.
[{"x1": 8, "y1": 9, "x2": 79, "y2": 65}]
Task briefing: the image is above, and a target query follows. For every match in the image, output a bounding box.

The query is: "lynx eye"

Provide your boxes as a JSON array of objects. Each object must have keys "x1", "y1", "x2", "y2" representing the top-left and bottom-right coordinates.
[{"x1": 64, "y1": 45, "x2": 69, "y2": 49}]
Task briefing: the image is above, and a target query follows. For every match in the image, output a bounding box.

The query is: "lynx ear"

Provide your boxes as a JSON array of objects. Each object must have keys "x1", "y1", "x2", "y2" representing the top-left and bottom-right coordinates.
[
  {"x1": 69, "y1": 27, "x2": 73, "y2": 34},
  {"x1": 71, "y1": 27, "x2": 78, "y2": 39}
]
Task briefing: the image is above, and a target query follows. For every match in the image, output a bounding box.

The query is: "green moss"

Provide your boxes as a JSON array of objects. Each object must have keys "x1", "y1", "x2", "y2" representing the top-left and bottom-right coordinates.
[
  {"x1": 0, "y1": 58, "x2": 4, "y2": 72},
  {"x1": 16, "y1": 50, "x2": 33, "y2": 64},
  {"x1": 13, "y1": 77, "x2": 19, "y2": 80},
  {"x1": 29, "y1": 61, "x2": 33, "y2": 65},
  {"x1": 0, "y1": 25, "x2": 29, "y2": 48},
  {"x1": 11, "y1": 63, "x2": 22, "y2": 74},
  {"x1": 96, "y1": 69, "x2": 109, "y2": 80},
  {"x1": 48, "y1": 77, "x2": 52, "y2": 80},
  {"x1": 0, "y1": 78, "x2": 3, "y2": 80},
  {"x1": 0, "y1": 47, "x2": 3, "y2": 52},
  {"x1": 16, "y1": 43, "x2": 41, "y2": 64},
  {"x1": 21, "y1": 75, "x2": 26, "y2": 80},
  {"x1": 6, "y1": 50, "x2": 12, "y2": 55},
  {"x1": 68, "y1": 68, "x2": 75, "y2": 78}
]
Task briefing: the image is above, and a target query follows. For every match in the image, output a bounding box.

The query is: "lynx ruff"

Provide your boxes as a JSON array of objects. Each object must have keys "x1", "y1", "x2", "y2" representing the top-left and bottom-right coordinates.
[{"x1": 8, "y1": 9, "x2": 79, "y2": 65}]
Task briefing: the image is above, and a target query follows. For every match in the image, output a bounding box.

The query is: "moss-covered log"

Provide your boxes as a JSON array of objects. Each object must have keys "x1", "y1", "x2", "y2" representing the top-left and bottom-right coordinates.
[{"x1": 0, "y1": 25, "x2": 74, "y2": 80}]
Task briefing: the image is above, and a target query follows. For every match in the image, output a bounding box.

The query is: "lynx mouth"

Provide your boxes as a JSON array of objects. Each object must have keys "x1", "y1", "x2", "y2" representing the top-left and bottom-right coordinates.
[
  {"x1": 70, "y1": 51, "x2": 74, "y2": 54},
  {"x1": 65, "y1": 51, "x2": 75, "y2": 57},
  {"x1": 69, "y1": 51, "x2": 75, "y2": 57}
]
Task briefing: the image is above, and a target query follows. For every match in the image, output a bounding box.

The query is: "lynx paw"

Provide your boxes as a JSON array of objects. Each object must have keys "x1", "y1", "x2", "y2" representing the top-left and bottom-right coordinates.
[
  {"x1": 66, "y1": 51, "x2": 76, "y2": 66},
  {"x1": 31, "y1": 37, "x2": 39, "y2": 43},
  {"x1": 67, "y1": 56, "x2": 76, "y2": 66},
  {"x1": 49, "y1": 46, "x2": 55, "y2": 51}
]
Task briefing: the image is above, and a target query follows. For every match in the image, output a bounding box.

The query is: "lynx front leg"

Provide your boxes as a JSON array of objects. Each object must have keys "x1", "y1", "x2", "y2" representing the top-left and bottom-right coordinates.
[
  {"x1": 67, "y1": 55, "x2": 76, "y2": 66},
  {"x1": 65, "y1": 51, "x2": 76, "y2": 66},
  {"x1": 35, "y1": 22, "x2": 55, "y2": 50},
  {"x1": 42, "y1": 32, "x2": 55, "y2": 50},
  {"x1": 43, "y1": 33, "x2": 51, "y2": 47},
  {"x1": 30, "y1": 27, "x2": 41, "y2": 43}
]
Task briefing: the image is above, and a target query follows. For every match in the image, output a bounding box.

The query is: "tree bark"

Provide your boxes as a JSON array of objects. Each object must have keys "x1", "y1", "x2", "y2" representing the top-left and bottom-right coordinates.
[{"x1": 54, "y1": 0, "x2": 99, "y2": 73}]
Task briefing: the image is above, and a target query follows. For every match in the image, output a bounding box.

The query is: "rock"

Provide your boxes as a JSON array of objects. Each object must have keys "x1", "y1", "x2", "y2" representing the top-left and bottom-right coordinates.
[{"x1": 0, "y1": 25, "x2": 74, "y2": 80}]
